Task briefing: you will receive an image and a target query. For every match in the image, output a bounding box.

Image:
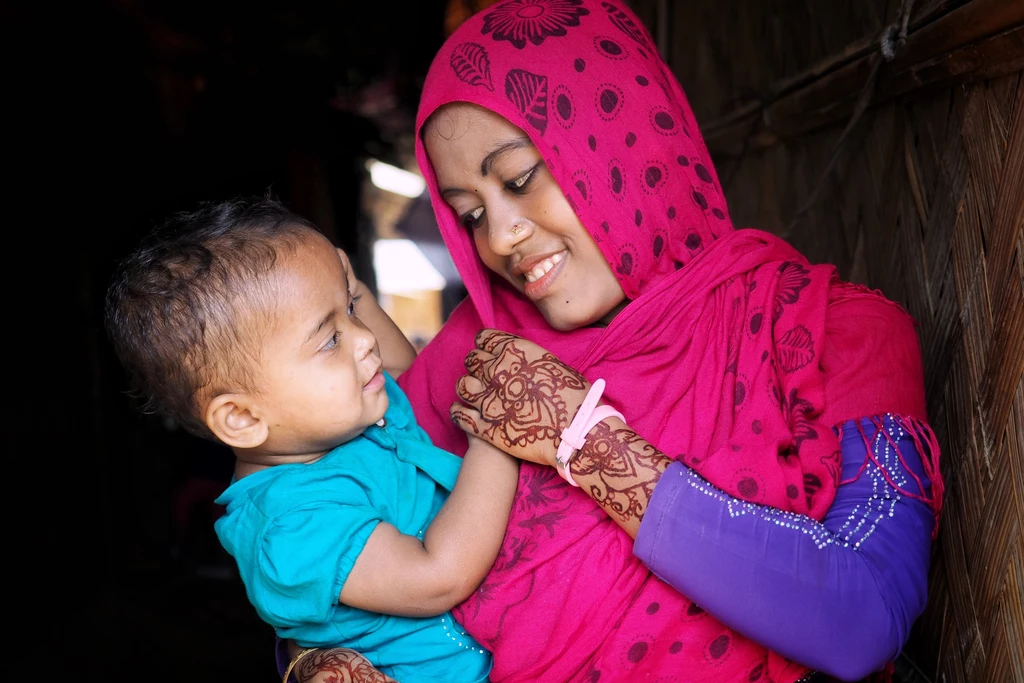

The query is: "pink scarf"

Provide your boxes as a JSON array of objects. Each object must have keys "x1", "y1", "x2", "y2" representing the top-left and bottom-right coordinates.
[{"x1": 400, "y1": 1, "x2": 940, "y2": 680}]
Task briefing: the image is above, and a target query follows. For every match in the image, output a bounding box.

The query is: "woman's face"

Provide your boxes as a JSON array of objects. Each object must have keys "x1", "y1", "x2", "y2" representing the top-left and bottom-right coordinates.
[{"x1": 424, "y1": 103, "x2": 626, "y2": 331}]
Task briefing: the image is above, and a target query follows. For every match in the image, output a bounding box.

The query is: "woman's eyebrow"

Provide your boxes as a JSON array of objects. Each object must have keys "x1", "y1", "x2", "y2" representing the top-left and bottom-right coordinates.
[{"x1": 480, "y1": 137, "x2": 532, "y2": 177}]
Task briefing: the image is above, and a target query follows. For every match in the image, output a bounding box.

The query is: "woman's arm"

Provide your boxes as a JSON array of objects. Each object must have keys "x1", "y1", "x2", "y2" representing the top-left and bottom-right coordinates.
[
  {"x1": 634, "y1": 415, "x2": 934, "y2": 681},
  {"x1": 339, "y1": 436, "x2": 519, "y2": 616}
]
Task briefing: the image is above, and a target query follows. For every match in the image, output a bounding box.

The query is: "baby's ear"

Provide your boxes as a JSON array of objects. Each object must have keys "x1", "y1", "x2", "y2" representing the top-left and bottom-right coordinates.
[{"x1": 205, "y1": 393, "x2": 268, "y2": 450}]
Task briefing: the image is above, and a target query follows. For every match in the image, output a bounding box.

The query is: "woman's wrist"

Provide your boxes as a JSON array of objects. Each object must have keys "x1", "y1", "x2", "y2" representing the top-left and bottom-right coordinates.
[
  {"x1": 554, "y1": 378, "x2": 625, "y2": 486},
  {"x1": 566, "y1": 415, "x2": 628, "y2": 478},
  {"x1": 568, "y1": 417, "x2": 670, "y2": 536}
]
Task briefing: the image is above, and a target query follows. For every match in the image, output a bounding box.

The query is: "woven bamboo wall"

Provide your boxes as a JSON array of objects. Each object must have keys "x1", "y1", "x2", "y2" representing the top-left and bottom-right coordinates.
[{"x1": 627, "y1": 0, "x2": 1024, "y2": 680}]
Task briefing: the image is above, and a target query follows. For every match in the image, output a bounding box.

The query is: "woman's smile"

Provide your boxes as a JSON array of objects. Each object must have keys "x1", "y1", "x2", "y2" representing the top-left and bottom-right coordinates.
[
  {"x1": 514, "y1": 250, "x2": 567, "y2": 298},
  {"x1": 521, "y1": 251, "x2": 564, "y2": 283}
]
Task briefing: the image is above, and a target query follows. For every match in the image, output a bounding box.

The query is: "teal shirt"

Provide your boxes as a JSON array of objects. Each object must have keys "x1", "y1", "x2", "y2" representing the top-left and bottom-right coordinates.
[{"x1": 215, "y1": 374, "x2": 492, "y2": 683}]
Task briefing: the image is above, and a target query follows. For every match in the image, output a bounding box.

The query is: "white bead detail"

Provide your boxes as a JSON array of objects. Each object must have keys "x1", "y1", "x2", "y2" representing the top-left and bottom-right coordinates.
[
  {"x1": 683, "y1": 414, "x2": 913, "y2": 552},
  {"x1": 439, "y1": 615, "x2": 486, "y2": 654}
]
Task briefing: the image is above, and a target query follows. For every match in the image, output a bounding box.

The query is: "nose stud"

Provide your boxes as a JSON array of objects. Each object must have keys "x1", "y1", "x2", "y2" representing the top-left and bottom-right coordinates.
[{"x1": 511, "y1": 223, "x2": 524, "y2": 235}]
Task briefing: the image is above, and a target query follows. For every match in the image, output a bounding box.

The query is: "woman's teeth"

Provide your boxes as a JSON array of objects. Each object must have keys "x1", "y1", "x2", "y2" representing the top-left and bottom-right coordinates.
[{"x1": 524, "y1": 252, "x2": 564, "y2": 283}]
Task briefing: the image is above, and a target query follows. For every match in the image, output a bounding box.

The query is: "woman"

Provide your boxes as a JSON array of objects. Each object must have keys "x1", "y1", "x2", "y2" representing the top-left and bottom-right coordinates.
[{"x1": 285, "y1": 0, "x2": 942, "y2": 680}]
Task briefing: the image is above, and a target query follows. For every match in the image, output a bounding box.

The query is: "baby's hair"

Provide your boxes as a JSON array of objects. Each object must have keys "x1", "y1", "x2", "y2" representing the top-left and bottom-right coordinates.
[{"x1": 105, "y1": 194, "x2": 317, "y2": 439}]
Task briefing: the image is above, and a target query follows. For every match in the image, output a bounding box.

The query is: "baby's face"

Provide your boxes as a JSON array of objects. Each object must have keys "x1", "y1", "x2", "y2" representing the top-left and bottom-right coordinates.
[{"x1": 251, "y1": 230, "x2": 388, "y2": 458}]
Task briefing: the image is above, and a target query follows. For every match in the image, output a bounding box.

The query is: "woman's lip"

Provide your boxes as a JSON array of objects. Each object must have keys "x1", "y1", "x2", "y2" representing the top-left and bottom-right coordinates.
[
  {"x1": 522, "y1": 253, "x2": 566, "y2": 300},
  {"x1": 512, "y1": 250, "x2": 567, "y2": 276}
]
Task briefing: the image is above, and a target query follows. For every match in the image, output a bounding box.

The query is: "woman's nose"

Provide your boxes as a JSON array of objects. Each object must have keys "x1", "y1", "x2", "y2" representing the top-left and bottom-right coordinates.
[{"x1": 487, "y1": 217, "x2": 531, "y2": 256}]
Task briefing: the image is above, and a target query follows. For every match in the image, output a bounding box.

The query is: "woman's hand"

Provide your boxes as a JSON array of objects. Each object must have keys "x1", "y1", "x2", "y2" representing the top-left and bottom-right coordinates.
[
  {"x1": 287, "y1": 645, "x2": 397, "y2": 683},
  {"x1": 450, "y1": 329, "x2": 590, "y2": 467}
]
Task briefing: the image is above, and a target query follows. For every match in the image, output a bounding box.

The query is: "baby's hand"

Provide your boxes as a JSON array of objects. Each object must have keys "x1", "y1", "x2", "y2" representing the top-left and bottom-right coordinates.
[
  {"x1": 450, "y1": 329, "x2": 591, "y2": 467},
  {"x1": 335, "y1": 248, "x2": 364, "y2": 299},
  {"x1": 335, "y1": 247, "x2": 417, "y2": 376},
  {"x1": 335, "y1": 247, "x2": 378, "y2": 323}
]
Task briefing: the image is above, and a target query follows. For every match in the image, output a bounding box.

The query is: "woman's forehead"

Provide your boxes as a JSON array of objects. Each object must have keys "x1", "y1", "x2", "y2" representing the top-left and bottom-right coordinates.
[
  {"x1": 425, "y1": 103, "x2": 523, "y2": 142},
  {"x1": 424, "y1": 104, "x2": 537, "y2": 172}
]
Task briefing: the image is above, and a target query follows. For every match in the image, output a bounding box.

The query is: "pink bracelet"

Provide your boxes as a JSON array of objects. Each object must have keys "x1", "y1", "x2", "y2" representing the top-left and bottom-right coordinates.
[{"x1": 554, "y1": 379, "x2": 625, "y2": 487}]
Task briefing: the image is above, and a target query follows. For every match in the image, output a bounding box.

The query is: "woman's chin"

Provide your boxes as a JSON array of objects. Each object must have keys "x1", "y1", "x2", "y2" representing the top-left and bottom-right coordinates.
[{"x1": 538, "y1": 304, "x2": 596, "y2": 332}]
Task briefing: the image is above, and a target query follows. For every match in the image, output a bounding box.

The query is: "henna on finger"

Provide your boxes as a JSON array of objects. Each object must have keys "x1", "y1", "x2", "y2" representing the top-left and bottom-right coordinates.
[
  {"x1": 464, "y1": 347, "x2": 492, "y2": 375},
  {"x1": 456, "y1": 375, "x2": 489, "y2": 405},
  {"x1": 476, "y1": 329, "x2": 519, "y2": 354},
  {"x1": 450, "y1": 405, "x2": 483, "y2": 435}
]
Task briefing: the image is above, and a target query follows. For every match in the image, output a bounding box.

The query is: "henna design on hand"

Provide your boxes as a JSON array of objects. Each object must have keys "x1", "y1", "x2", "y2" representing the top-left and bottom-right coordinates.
[
  {"x1": 476, "y1": 329, "x2": 521, "y2": 354},
  {"x1": 465, "y1": 333, "x2": 587, "y2": 452},
  {"x1": 450, "y1": 407, "x2": 482, "y2": 434},
  {"x1": 294, "y1": 648, "x2": 397, "y2": 683},
  {"x1": 572, "y1": 421, "x2": 670, "y2": 525}
]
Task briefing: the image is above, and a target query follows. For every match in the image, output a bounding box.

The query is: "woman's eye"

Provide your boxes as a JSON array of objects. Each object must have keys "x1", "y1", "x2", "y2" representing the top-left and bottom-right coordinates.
[
  {"x1": 323, "y1": 331, "x2": 340, "y2": 351},
  {"x1": 507, "y1": 165, "x2": 538, "y2": 192},
  {"x1": 460, "y1": 206, "x2": 485, "y2": 230}
]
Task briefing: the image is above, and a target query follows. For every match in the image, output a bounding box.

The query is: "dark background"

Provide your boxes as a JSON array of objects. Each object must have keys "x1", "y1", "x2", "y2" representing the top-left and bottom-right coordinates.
[{"x1": 17, "y1": 1, "x2": 452, "y2": 679}]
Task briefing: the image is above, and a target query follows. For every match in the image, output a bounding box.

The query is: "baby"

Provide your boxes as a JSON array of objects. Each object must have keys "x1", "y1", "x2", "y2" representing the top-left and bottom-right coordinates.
[{"x1": 104, "y1": 195, "x2": 518, "y2": 682}]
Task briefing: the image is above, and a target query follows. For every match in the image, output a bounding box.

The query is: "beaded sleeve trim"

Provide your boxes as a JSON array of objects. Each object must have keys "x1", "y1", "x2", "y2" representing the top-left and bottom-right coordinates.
[{"x1": 680, "y1": 414, "x2": 932, "y2": 551}]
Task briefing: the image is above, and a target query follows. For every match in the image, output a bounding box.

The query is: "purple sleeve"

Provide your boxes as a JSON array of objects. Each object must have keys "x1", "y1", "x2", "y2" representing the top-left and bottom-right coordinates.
[
  {"x1": 276, "y1": 638, "x2": 291, "y2": 680},
  {"x1": 634, "y1": 415, "x2": 935, "y2": 681}
]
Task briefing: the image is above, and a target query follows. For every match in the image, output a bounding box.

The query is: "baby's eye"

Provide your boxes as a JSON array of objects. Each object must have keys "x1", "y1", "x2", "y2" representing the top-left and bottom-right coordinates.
[{"x1": 460, "y1": 206, "x2": 485, "y2": 230}]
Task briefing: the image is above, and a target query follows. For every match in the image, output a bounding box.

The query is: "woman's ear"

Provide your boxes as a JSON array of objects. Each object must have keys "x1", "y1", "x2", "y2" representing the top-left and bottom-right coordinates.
[{"x1": 205, "y1": 393, "x2": 269, "y2": 450}]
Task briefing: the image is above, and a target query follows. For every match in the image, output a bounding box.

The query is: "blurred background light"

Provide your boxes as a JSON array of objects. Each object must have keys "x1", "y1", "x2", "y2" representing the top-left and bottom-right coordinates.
[
  {"x1": 373, "y1": 238, "x2": 446, "y2": 294},
  {"x1": 366, "y1": 159, "x2": 426, "y2": 198}
]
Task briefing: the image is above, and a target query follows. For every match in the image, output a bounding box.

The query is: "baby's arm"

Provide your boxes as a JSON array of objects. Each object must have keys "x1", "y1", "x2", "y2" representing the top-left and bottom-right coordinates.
[
  {"x1": 338, "y1": 436, "x2": 518, "y2": 616},
  {"x1": 336, "y1": 248, "x2": 417, "y2": 377}
]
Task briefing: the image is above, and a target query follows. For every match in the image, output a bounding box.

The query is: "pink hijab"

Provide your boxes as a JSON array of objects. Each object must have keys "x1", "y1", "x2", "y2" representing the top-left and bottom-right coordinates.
[{"x1": 400, "y1": 0, "x2": 939, "y2": 680}]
